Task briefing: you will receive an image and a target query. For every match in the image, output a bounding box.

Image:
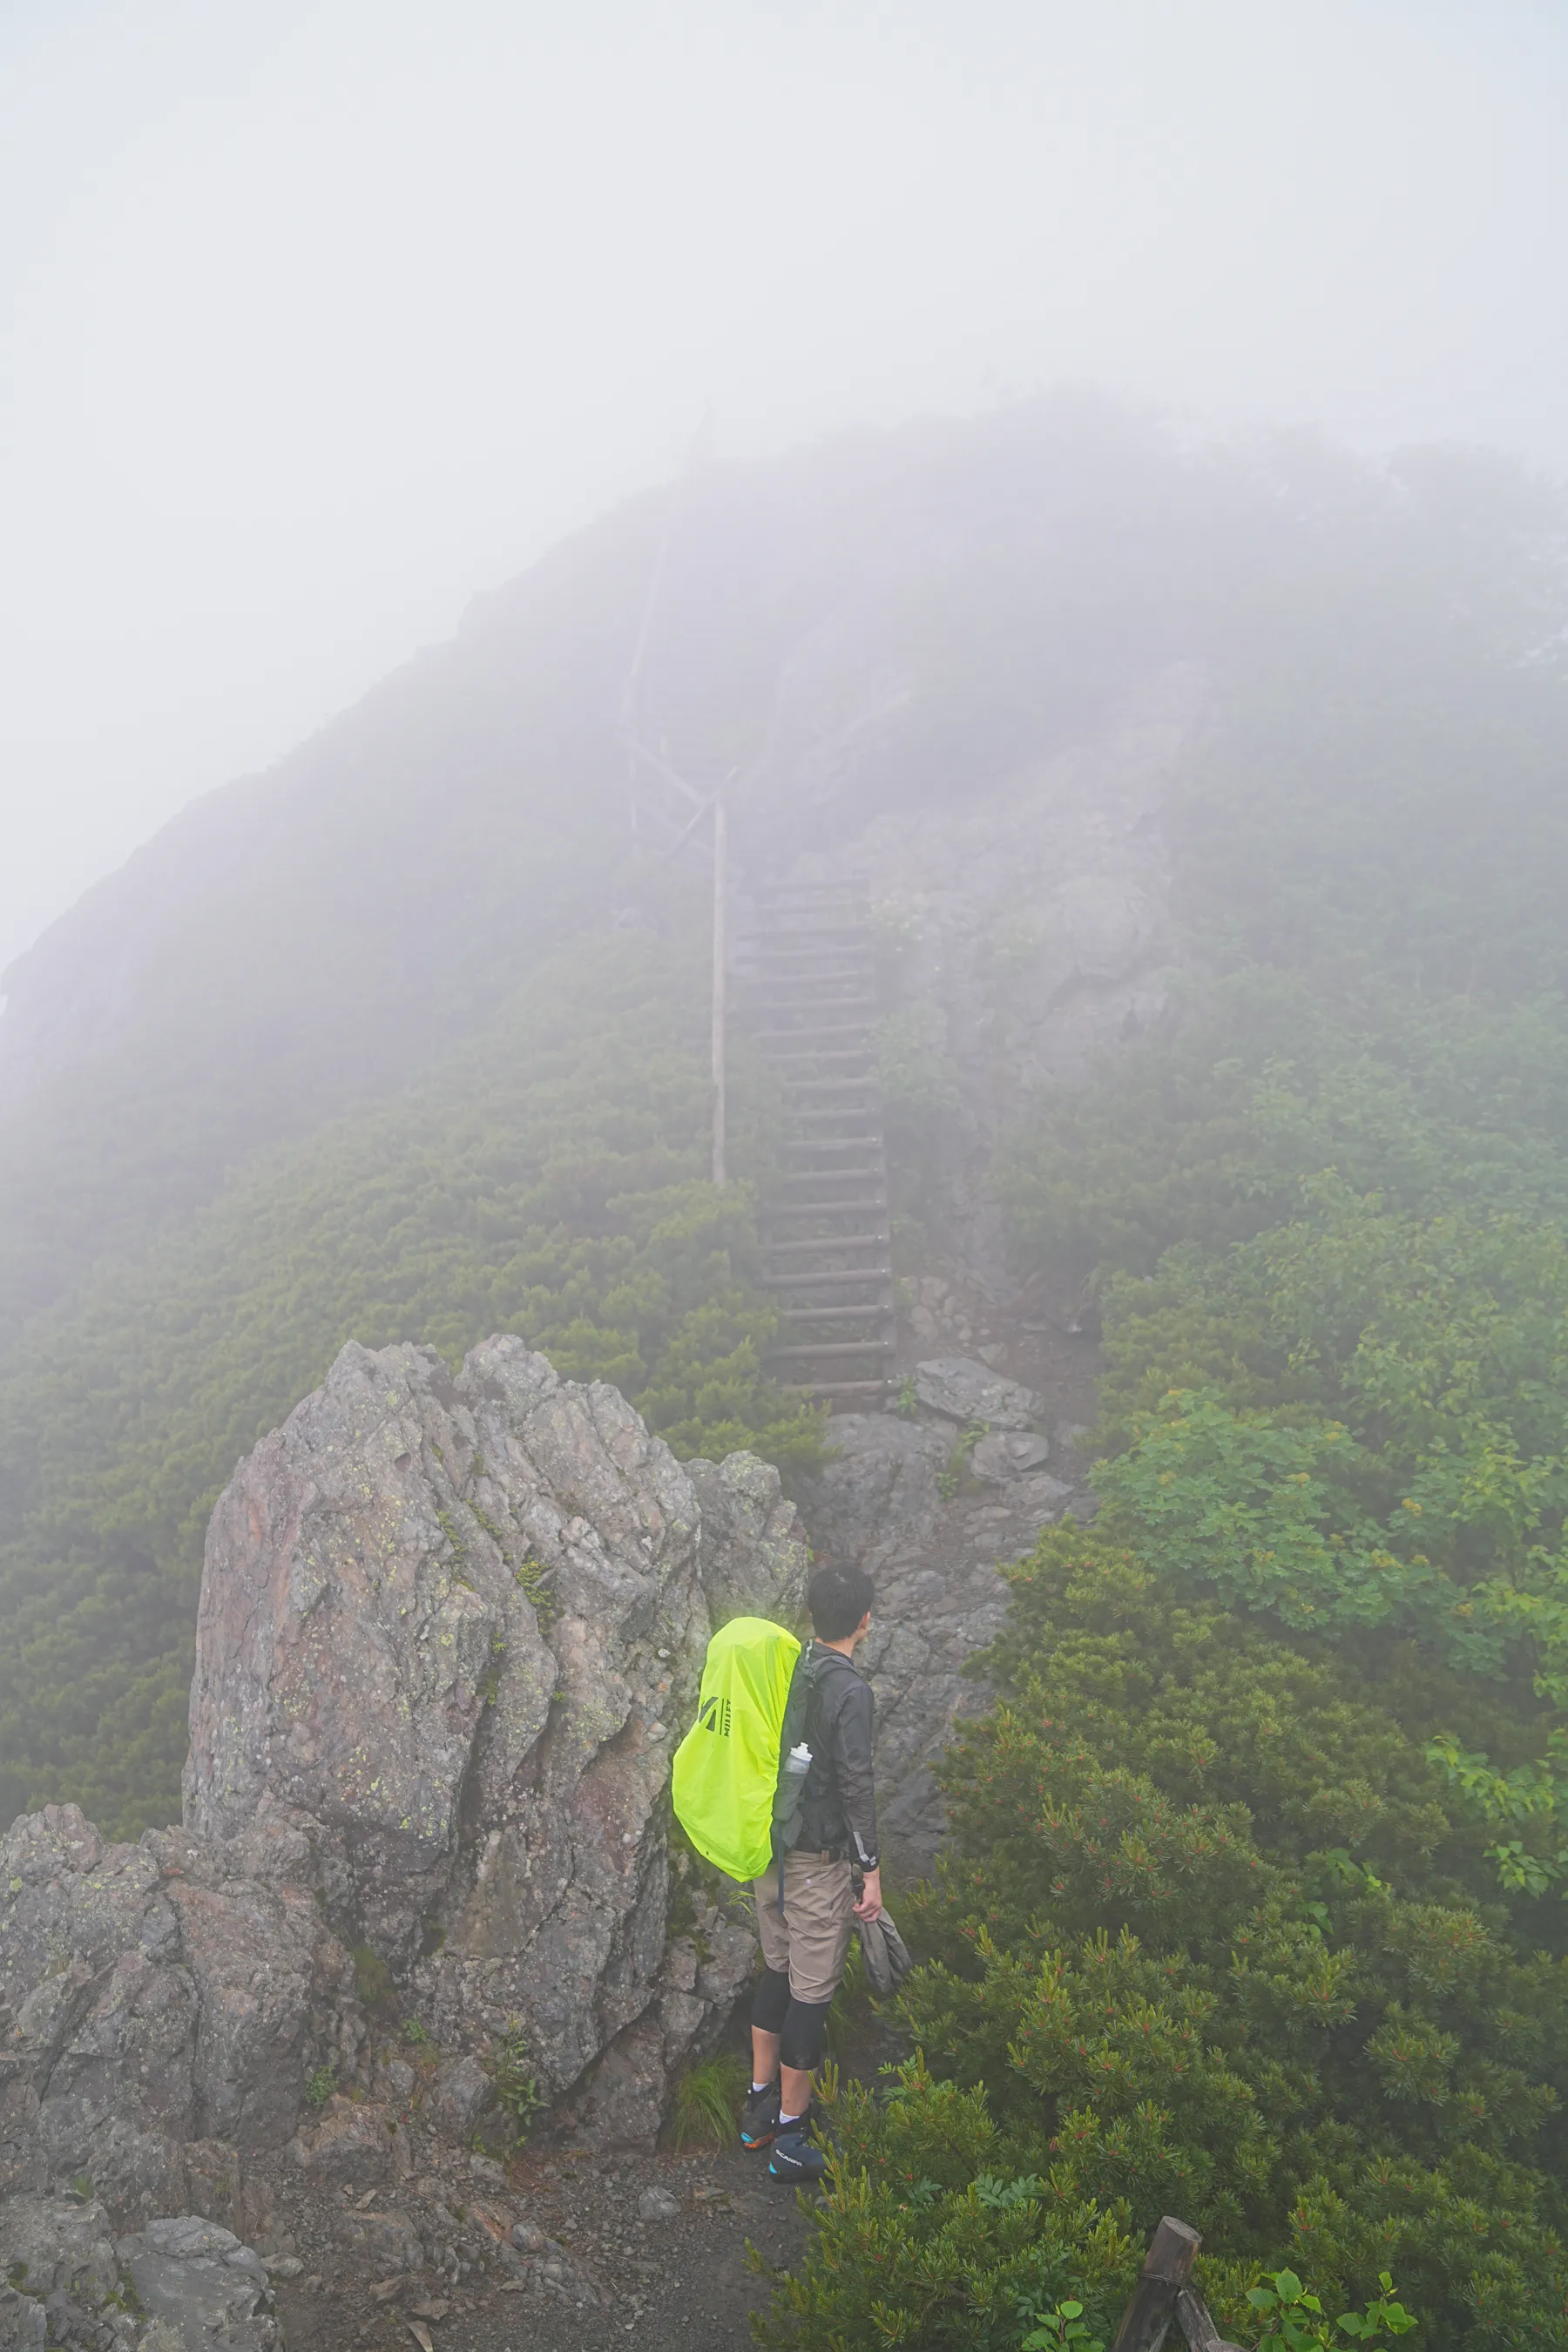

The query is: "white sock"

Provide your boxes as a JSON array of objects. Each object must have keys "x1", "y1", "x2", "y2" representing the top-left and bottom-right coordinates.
[
  {"x1": 751, "y1": 2080, "x2": 773, "y2": 2095},
  {"x1": 779, "y1": 2111, "x2": 804, "y2": 2128}
]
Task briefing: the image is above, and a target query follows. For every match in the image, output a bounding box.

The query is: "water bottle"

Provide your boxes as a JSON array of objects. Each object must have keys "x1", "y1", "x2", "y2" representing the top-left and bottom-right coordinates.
[{"x1": 783, "y1": 1741, "x2": 813, "y2": 1780}]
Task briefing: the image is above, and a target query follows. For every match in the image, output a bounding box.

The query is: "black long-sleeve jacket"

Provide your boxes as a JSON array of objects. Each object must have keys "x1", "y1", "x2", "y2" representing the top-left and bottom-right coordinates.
[{"x1": 797, "y1": 1643, "x2": 879, "y2": 1870}]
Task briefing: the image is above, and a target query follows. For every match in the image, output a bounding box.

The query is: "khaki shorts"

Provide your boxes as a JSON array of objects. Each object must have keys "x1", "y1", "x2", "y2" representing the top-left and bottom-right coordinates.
[{"x1": 752, "y1": 1849, "x2": 855, "y2": 2006}]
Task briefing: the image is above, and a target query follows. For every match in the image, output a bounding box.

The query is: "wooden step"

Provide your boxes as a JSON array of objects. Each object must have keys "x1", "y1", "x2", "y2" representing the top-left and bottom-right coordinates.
[
  {"x1": 755, "y1": 1022, "x2": 876, "y2": 1042},
  {"x1": 753, "y1": 927, "x2": 868, "y2": 944},
  {"x1": 761, "y1": 991, "x2": 878, "y2": 1010},
  {"x1": 761, "y1": 1197, "x2": 888, "y2": 1218},
  {"x1": 782, "y1": 1134, "x2": 882, "y2": 1152},
  {"x1": 760, "y1": 1233, "x2": 889, "y2": 1256},
  {"x1": 760, "y1": 1267, "x2": 893, "y2": 1288},
  {"x1": 781, "y1": 1077, "x2": 876, "y2": 1093},
  {"x1": 776, "y1": 1302, "x2": 891, "y2": 1322},
  {"x1": 756, "y1": 926, "x2": 869, "y2": 945},
  {"x1": 800, "y1": 1381, "x2": 889, "y2": 1399},
  {"x1": 772, "y1": 1166, "x2": 882, "y2": 1185},
  {"x1": 767, "y1": 1339, "x2": 896, "y2": 1361},
  {"x1": 787, "y1": 1111, "x2": 885, "y2": 1128},
  {"x1": 765, "y1": 1048, "x2": 875, "y2": 1066}
]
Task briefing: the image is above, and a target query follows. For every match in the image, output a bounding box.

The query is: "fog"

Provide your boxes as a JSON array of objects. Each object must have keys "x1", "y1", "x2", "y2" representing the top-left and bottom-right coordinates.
[{"x1": 3, "y1": 0, "x2": 1565, "y2": 982}]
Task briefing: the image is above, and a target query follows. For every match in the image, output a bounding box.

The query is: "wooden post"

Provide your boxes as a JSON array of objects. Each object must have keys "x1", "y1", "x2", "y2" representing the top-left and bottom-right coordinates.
[
  {"x1": 711, "y1": 792, "x2": 727, "y2": 1187},
  {"x1": 1111, "y1": 2217, "x2": 1201, "y2": 2352},
  {"x1": 1174, "y1": 2284, "x2": 1245, "y2": 2352}
]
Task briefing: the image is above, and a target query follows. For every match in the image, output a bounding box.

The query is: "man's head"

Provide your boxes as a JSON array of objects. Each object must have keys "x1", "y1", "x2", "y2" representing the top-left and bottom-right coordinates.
[{"x1": 808, "y1": 1563, "x2": 875, "y2": 1647}]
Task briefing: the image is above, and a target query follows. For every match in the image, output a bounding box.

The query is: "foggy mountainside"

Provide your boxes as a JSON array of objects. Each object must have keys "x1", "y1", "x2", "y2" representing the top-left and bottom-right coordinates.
[{"x1": 9, "y1": 396, "x2": 1568, "y2": 2342}]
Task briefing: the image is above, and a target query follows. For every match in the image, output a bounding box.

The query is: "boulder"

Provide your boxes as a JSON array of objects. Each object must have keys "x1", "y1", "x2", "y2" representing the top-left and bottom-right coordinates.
[
  {"x1": 183, "y1": 1338, "x2": 794, "y2": 2109},
  {"x1": 795, "y1": 1411, "x2": 1085, "y2": 1879},
  {"x1": 913, "y1": 1358, "x2": 1041, "y2": 1429},
  {"x1": 686, "y1": 1452, "x2": 808, "y2": 1630},
  {"x1": 2, "y1": 1340, "x2": 808, "y2": 2199},
  {"x1": 0, "y1": 2199, "x2": 118, "y2": 2303},
  {"x1": 115, "y1": 2216, "x2": 280, "y2": 2349}
]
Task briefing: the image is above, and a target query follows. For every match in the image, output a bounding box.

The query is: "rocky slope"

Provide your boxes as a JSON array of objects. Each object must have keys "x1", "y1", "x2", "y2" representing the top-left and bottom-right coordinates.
[{"x1": 0, "y1": 1342, "x2": 807, "y2": 2304}]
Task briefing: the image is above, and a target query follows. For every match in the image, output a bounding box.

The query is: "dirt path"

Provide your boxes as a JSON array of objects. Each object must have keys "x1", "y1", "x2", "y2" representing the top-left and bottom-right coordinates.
[
  {"x1": 260, "y1": 2005, "x2": 911, "y2": 2350},
  {"x1": 269, "y1": 2135, "x2": 812, "y2": 2351}
]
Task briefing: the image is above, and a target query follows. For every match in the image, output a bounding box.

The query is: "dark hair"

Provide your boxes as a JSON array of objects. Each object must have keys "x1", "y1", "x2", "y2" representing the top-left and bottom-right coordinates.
[{"x1": 808, "y1": 1564, "x2": 875, "y2": 1643}]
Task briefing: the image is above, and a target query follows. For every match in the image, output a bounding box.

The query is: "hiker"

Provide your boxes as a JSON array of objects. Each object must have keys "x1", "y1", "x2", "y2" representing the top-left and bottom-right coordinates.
[{"x1": 742, "y1": 1563, "x2": 882, "y2": 2183}]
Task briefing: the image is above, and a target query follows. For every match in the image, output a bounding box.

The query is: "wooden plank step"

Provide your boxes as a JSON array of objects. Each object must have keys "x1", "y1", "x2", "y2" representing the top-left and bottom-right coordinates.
[
  {"x1": 771, "y1": 1166, "x2": 882, "y2": 1184},
  {"x1": 787, "y1": 1109, "x2": 885, "y2": 1126},
  {"x1": 761, "y1": 1241, "x2": 889, "y2": 1260},
  {"x1": 757, "y1": 1031, "x2": 875, "y2": 1049},
  {"x1": 801, "y1": 1381, "x2": 889, "y2": 1399},
  {"x1": 766, "y1": 1053, "x2": 879, "y2": 1072},
  {"x1": 761, "y1": 991, "x2": 878, "y2": 1010},
  {"x1": 782, "y1": 1135, "x2": 882, "y2": 1152},
  {"x1": 755, "y1": 1020, "x2": 875, "y2": 1038},
  {"x1": 761, "y1": 1197, "x2": 888, "y2": 1217},
  {"x1": 760, "y1": 950, "x2": 874, "y2": 967},
  {"x1": 781, "y1": 1076, "x2": 876, "y2": 1092},
  {"x1": 767, "y1": 1339, "x2": 896, "y2": 1360},
  {"x1": 776, "y1": 1303, "x2": 892, "y2": 1323},
  {"x1": 760, "y1": 1267, "x2": 892, "y2": 1288},
  {"x1": 753, "y1": 926, "x2": 869, "y2": 943}
]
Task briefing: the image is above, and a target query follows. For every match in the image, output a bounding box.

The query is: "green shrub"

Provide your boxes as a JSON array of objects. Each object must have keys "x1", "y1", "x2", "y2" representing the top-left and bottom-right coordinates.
[
  {"x1": 490, "y1": 2019, "x2": 546, "y2": 2134},
  {"x1": 761, "y1": 1536, "x2": 1568, "y2": 2348}
]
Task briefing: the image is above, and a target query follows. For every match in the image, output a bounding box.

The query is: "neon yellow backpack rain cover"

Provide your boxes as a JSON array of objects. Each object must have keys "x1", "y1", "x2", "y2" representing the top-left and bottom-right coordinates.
[{"x1": 671, "y1": 1615, "x2": 801, "y2": 1882}]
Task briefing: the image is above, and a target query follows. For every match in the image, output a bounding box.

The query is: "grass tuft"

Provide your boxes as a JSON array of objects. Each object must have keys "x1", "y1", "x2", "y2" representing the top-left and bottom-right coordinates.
[{"x1": 671, "y1": 2051, "x2": 749, "y2": 2150}]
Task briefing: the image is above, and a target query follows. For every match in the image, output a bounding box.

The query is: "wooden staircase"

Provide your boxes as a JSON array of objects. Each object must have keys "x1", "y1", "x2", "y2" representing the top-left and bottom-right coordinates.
[{"x1": 747, "y1": 880, "x2": 895, "y2": 1409}]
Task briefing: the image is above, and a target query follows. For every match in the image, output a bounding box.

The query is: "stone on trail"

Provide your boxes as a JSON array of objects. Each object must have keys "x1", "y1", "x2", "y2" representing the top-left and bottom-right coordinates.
[
  {"x1": 0, "y1": 2288, "x2": 45, "y2": 2351},
  {"x1": 116, "y1": 2215, "x2": 280, "y2": 2351},
  {"x1": 969, "y1": 1429, "x2": 1051, "y2": 1480},
  {"x1": 0, "y1": 2198, "x2": 118, "y2": 2304},
  {"x1": 914, "y1": 1357, "x2": 1042, "y2": 1429},
  {"x1": 636, "y1": 2185, "x2": 681, "y2": 2221}
]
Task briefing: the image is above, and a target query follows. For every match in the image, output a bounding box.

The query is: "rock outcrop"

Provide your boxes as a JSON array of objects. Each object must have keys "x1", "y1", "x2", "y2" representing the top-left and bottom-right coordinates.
[
  {"x1": 0, "y1": 1805, "x2": 351, "y2": 2221},
  {"x1": 798, "y1": 1355, "x2": 1087, "y2": 1878},
  {"x1": 2, "y1": 1339, "x2": 809, "y2": 2224},
  {"x1": 0, "y1": 2197, "x2": 281, "y2": 2352}
]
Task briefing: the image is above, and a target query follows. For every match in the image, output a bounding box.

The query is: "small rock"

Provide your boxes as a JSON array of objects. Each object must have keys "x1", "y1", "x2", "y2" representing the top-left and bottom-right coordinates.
[
  {"x1": 263, "y1": 2254, "x2": 304, "y2": 2279},
  {"x1": 511, "y1": 2219, "x2": 546, "y2": 2253},
  {"x1": 381, "y1": 2057, "x2": 416, "y2": 2103},
  {"x1": 468, "y1": 2153, "x2": 506, "y2": 2187},
  {"x1": 636, "y1": 2186, "x2": 680, "y2": 2222},
  {"x1": 0, "y1": 2284, "x2": 45, "y2": 2351},
  {"x1": 290, "y1": 2095, "x2": 396, "y2": 2189},
  {"x1": 970, "y1": 1429, "x2": 1051, "y2": 1481},
  {"x1": 914, "y1": 1357, "x2": 1040, "y2": 1429},
  {"x1": 429, "y1": 2055, "x2": 497, "y2": 2140}
]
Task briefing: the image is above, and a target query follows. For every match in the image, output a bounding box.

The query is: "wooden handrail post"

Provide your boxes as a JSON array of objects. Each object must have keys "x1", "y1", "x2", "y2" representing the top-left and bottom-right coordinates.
[
  {"x1": 1175, "y1": 2282, "x2": 1246, "y2": 2352},
  {"x1": 711, "y1": 791, "x2": 727, "y2": 1187},
  {"x1": 1111, "y1": 2217, "x2": 1201, "y2": 2352}
]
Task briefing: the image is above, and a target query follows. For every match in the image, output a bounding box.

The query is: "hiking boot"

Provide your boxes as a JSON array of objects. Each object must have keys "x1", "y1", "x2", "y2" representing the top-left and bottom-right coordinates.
[
  {"x1": 740, "y1": 2081, "x2": 781, "y2": 2150},
  {"x1": 768, "y1": 2126, "x2": 828, "y2": 2184}
]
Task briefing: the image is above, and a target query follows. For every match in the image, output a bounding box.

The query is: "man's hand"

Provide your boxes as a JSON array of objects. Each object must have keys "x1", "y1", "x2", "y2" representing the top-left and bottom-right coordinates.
[{"x1": 853, "y1": 1867, "x2": 883, "y2": 1923}]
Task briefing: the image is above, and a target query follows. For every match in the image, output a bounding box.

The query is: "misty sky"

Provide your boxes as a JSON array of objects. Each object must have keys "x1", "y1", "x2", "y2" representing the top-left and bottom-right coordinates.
[{"x1": 3, "y1": 0, "x2": 1566, "y2": 983}]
